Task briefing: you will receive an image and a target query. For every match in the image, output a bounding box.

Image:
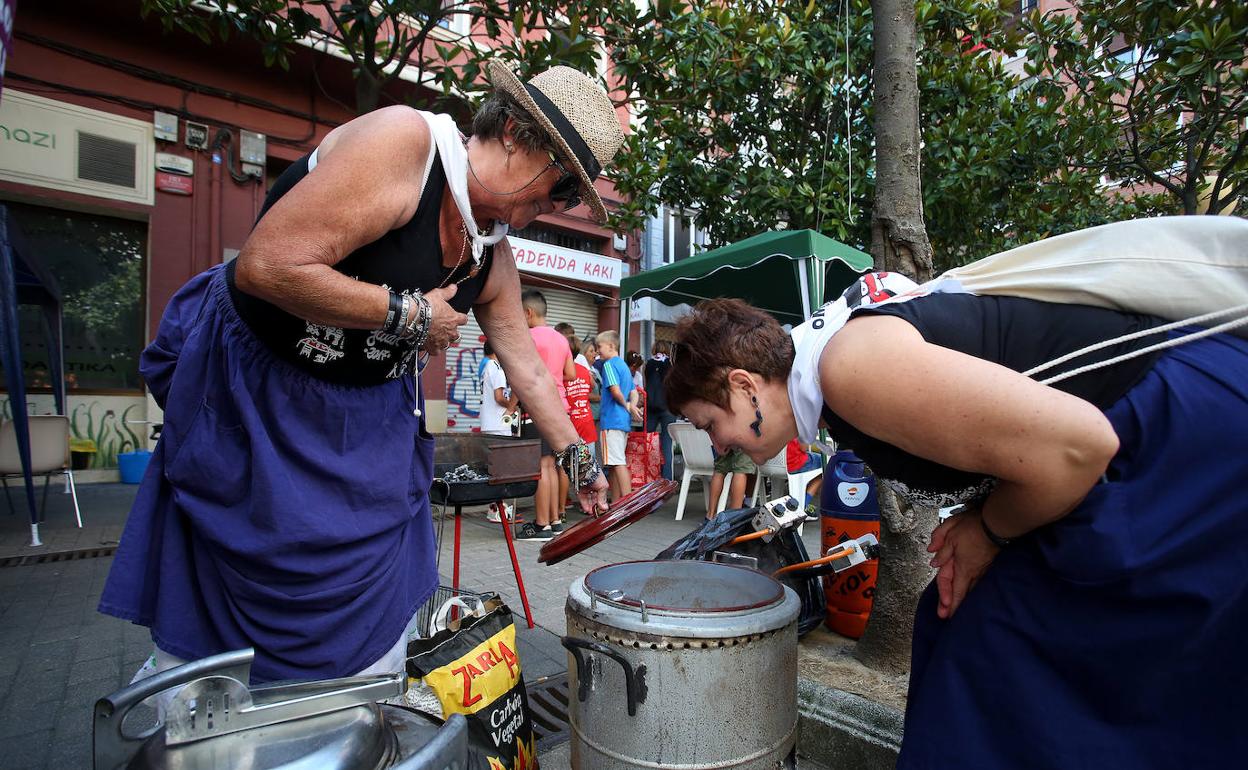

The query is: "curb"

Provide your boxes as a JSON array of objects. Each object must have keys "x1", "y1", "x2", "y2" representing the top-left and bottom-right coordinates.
[{"x1": 797, "y1": 677, "x2": 903, "y2": 769}]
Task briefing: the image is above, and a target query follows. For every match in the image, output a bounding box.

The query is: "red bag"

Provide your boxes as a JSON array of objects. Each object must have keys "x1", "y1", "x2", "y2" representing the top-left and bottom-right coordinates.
[{"x1": 626, "y1": 431, "x2": 662, "y2": 488}]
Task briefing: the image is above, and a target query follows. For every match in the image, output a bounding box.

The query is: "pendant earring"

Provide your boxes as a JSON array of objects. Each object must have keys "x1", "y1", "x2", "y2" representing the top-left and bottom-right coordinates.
[{"x1": 750, "y1": 395, "x2": 763, "y2": 437}]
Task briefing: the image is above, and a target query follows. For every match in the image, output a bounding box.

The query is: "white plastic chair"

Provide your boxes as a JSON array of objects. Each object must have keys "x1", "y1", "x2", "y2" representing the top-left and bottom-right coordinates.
[
  {"x1": 667, "y1": 422, "x2": 731, "y2": 521},
  {"x1": 0, "y1": 416, "x2": 82, "y2": 527},
  {"x1": 751, "y1": 448, "x2": 824, "y2": 505}
]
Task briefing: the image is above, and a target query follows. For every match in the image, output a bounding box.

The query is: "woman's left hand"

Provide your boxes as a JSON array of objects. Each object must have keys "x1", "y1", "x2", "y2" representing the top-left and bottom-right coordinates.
[
  {"x1": 577, "y1": 474, "x2": 610, "y2": 516},
  {"x1": 927, "y1": 509, "x2": 1001, "y2": 620}
]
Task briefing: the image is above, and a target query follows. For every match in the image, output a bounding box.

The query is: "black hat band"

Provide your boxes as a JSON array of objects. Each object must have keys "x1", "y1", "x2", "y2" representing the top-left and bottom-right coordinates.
[{"x1": 524, "y1": 83, "x2": 602, "y2": 180}]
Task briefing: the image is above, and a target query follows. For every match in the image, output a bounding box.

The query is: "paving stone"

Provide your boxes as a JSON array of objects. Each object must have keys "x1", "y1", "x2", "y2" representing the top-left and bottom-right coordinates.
[
  {"x1": 47, "y1": 736, "x2": 94, "y2": 770},
  {"x1": 68, "y1": 657, "x2": 121, "y2": 686},
  {"x1": 0, "y1": 698, "x2": 57, "y2": 739},
  {"x1": 2, "y1": 727, "x2": 55, "y2": 769}
]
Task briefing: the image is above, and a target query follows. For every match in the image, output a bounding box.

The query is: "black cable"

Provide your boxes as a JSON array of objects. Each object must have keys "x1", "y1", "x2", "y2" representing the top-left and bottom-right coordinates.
[
  {"x1": 16, "y1": 30, "x2": 334, "y2": 137},
  {"x1": 6, "y1": 72, "x2": 335, "y2": 148},
  {"x1": 209, "y1": 128, "x2": 259, "y2": 185}
]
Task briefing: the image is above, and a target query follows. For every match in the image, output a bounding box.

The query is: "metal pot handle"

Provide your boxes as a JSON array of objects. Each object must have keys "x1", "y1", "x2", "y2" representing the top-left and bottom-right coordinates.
[
  {"x1": 560, "y1": 636, "x2": 648, "y2": 717},
  {"x1": 93, "y1": 648, "x2": 254, "y2": 770}
]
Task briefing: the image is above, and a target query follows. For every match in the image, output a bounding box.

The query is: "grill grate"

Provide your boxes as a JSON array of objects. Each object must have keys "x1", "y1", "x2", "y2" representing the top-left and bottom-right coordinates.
[
  {"x1": 0, "y1": 545, "x2": 117, "y2": 568},
  {"x1": 526, "y1": 673, "x2": 571, "y2": 750}
]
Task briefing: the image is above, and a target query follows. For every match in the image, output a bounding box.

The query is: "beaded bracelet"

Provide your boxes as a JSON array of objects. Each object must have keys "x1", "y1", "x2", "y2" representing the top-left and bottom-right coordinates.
[
  {"x1": 401, "y1": 292, "x2": 432, "y2": 350},
  {"x1": 556, "y1": 440, "x2": 601, "y2": 490}
]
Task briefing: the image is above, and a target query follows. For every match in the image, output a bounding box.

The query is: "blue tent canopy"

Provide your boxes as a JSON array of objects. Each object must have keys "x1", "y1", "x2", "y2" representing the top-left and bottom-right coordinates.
[{"x1": 1, "y1": 204, "x2": 67, "y2": 545}]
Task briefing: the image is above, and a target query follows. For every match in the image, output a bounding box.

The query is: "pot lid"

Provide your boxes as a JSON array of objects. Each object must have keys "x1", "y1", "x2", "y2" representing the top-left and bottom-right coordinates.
[
  {"x1": 539, "y1": 479, "x2": 678, "y2": 565},
  {"x1": 584, "y1": 560, "x2": 785, "y2": 614}
]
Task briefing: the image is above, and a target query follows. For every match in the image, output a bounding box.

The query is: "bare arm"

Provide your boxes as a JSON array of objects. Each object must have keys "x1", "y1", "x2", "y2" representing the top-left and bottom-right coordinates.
[
  {"x1": 821, "y1": 315, "x2": 1120, "y2": 537},
  {"x1": 473, "y1": 240, "x2": 581, "y2": 451},
  {"x1": 233, "y1": 107, "x2": 430, "y2": 329},
  {"x1": 493, "y1": 387, "x2": 509, "y2": 407},
  {"x1": 563, "y1": 355, "x2": 576, "y2": 382},
  {"x1": 608, "y1": 384, "x2": 627, "y2": 406}
]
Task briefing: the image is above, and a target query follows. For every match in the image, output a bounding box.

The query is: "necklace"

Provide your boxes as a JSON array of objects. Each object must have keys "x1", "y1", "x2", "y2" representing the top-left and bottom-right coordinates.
[{"x1": 438, "y1": 221, "x2": 483, "y2": 288}]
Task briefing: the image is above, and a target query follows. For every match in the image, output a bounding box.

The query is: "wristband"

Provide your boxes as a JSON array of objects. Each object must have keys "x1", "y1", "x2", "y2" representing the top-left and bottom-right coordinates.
[
  {"x1": 382, "y1": 290, "x2": 402, "y2": 334},
  {"x1": 980, "y1": 514, "x2": 1012, "y2": 548}
]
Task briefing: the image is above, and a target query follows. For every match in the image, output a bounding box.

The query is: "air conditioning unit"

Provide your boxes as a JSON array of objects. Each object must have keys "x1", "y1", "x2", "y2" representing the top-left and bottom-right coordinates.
[{"x1": 0, "y1": 90, "x2": 154, "y2": 205}]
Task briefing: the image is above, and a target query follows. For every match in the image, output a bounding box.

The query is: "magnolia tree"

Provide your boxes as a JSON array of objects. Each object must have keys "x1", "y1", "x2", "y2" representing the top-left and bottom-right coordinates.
[
  {"x1": 140, "y1": 0, "x2": 608, "y2": 114},
  {"x1": 1021, "y1": 0, "x2": 1247, "y2": 217}
]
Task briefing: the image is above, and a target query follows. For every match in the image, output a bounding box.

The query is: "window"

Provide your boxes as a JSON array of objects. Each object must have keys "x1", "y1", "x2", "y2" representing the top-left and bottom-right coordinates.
[
  {"x1": 510, "y1": 223, "x2": 600, "y2": 254},
  {"x1": 0, "y1": 202, "x2": 146, "y2": 392},
  {"x1": 662, "y1": 207, "x2": 706, "y2": 263}
]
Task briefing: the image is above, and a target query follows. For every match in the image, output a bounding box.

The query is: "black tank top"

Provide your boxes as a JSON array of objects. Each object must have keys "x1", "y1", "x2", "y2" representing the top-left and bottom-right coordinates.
[
  {"x1": 821, "y1": 294, "x2": 1165, "y2": 504},
  {"x1": 227, "y1": 152, "x2": 492, "y2": 385}
]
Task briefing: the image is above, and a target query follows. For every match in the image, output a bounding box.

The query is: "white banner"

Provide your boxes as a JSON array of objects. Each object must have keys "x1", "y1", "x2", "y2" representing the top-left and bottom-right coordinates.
[{"x1": 509, "y1": 235, "x2": 622, "y2": 288}]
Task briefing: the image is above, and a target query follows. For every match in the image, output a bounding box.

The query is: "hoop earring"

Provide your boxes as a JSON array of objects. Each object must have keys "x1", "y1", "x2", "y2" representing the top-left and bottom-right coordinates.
[{"x1": 750, "y1": 395, "x2": 763, "y2": 437}]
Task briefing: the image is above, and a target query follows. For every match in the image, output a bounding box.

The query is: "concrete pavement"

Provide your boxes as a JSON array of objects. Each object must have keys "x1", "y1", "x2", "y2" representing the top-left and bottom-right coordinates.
[{"x1": 2, "y1": 478, "x2": 826, "y2": 768}]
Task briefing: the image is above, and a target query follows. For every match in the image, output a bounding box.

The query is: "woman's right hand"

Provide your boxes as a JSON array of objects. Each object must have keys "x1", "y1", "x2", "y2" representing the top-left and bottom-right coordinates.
[{"x1": 423, "y1": 285, "x2": 469, "y2": 351}]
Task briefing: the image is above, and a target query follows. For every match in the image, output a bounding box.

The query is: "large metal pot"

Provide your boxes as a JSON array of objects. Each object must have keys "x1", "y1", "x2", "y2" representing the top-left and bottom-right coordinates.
[
  {"x1": 93, "y1": 649, "x2": 468, "y2": 770},
  {"x1": 563, "y1": 560, "x2": 800, "y2": 769}
]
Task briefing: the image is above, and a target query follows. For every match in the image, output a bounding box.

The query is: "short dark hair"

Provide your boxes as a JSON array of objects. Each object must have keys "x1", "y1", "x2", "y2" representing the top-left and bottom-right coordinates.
[
  {"x1": 651, "y1": 340, "x2": 672, "y2": 356},
  {"x1": 483, "y1": 340, "x2": 494, "y2": 357},
  {"x1": 666, "y1": 299, "x2": 794, "y2": 413},
  {"x1": 472, "y1": 90, "x2": 558, "y2": 155},
  {"x1": 521, "y1": 289, "x2": 547, "y2": 317},
  {"x1": 554, "y1": 322, "x2": 575, "y2": 336}
]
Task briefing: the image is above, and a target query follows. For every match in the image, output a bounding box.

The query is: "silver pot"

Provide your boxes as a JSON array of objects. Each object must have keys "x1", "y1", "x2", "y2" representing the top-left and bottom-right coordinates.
[
  {"x1": 93, "y1": 649, "x2": 468, "y2": 770},
  {"x1": 563, "y1": 560, "x2": 800, "y2": 770}
]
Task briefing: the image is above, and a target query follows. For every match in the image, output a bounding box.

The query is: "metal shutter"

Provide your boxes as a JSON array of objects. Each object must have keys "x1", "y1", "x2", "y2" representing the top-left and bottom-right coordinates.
[
  {"x1": 443, "y1": 288, "x2": 600, "y2": 433},
  {"x1": 540, "y1": 287, "x2": 599, "y2": 345},
  {"x1": 444, "y1": 312, "x2": 487, "y2": 432}
]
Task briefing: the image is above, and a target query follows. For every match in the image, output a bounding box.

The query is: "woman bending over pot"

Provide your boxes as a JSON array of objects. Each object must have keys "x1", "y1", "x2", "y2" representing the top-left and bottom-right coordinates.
[{"x1": 665, "y1": 275, "x2": 1248, "y2": 768}]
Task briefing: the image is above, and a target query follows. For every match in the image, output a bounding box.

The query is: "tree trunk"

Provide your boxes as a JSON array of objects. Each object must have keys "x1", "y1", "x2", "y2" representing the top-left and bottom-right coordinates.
[
  {"x1": 852, "y1": 0, "x2": 938, "y2": 676},
  {"x1": 355, "y1": 71, "x2": 382, "y2": 114}
]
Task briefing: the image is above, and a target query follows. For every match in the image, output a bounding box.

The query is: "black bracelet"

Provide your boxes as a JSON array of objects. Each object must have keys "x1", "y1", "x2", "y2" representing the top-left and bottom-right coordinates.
[
  {"x1": 382, "y1": 290, "x2": 402, "y2": 334},
  {"x1": 980, "y1": 515, "x2": 1012, "y2": 548}
]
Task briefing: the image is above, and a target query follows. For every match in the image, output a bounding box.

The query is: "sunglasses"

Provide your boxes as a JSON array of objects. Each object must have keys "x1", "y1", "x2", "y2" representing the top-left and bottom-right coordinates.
[{"x1": 546, "y1": 152, "x2": 582, "y2": 212}]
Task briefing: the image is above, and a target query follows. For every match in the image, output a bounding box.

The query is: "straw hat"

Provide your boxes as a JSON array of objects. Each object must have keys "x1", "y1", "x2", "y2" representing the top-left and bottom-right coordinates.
[{"x1": 487, "y1": 60, "x2": 625, "y2": 223}]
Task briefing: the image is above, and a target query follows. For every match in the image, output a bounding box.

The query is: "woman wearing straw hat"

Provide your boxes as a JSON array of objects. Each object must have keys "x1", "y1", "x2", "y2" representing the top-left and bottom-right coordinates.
[{"x1": 100, "y1": 62, "x2": 622, "y2": 689}]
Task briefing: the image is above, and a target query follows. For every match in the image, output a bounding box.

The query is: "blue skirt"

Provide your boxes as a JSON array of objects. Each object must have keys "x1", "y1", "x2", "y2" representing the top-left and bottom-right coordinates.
[
  {"x1": 99, "y1": 265, "x2": 438, "y2": 683},
  {"x1": 898, "y1": 330, "x2": 1248, "y2": 769}
]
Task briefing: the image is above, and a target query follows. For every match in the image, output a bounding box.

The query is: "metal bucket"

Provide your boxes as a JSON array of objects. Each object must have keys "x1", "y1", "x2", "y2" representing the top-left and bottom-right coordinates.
[{"x1": 563, "y1": 560, "x2": 800, "y2": 769}]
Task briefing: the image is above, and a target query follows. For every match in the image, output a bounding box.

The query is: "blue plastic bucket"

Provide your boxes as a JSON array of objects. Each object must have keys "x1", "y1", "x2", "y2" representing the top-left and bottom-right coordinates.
[{"x1": 117, "y1": 450, "x2": 153, "y2": 484}]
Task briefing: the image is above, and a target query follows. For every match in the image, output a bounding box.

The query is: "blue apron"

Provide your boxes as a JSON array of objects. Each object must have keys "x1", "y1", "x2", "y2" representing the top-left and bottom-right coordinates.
[
  {"x1": 897, "y1": 330, "x2": 1248, "y2": 768},
  {"x1": 99, "y1": 265, "x2": 439, "y2": 683}
]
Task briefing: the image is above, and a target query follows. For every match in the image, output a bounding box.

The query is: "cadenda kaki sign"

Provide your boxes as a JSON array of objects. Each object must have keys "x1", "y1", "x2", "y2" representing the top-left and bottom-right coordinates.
[{"x1": 508, "y1": 235, "x2": 621, "y2": 288}]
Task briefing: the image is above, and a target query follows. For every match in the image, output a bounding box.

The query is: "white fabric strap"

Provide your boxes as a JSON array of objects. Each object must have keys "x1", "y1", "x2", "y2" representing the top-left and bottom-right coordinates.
[
  {"x1": 1030, "y1": 309, "x2": 1248, "y2": 385},
  {"x1": 306, "y1": 113, "x2": 505, "y2": 268},
  {"x1": 416, "y1": 110, "x2": 508, "y2": 266},
  {"x1": 1025, "y1": 303, "x2": 1248, "y2": 382}
]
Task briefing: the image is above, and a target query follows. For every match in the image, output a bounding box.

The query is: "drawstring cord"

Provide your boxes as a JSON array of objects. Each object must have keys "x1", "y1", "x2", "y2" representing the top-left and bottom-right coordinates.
[{"x1": 1024, "y1": 303, "x2": 1248, "y2": 385}]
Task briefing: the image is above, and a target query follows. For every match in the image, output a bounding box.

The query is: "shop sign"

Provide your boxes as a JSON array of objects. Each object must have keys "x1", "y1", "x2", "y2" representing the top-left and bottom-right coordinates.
[
  {"x1": 509, "y1": 235, "x2": 621, "y2": 288},
  {"x1": 155, "y1": 171, "x2": 192, "y2": 195}
]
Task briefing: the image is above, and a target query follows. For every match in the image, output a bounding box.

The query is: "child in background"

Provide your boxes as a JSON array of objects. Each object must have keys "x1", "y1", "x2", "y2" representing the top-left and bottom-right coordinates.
[
  {"x1": 706, "y1": 448, "x2": 755, "y2": 519},
  {"x1": 596, "y1": 330, "x2": 642, "y2": 501}
]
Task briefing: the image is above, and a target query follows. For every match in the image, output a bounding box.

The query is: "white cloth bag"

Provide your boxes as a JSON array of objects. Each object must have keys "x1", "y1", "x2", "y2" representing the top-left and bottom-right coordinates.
[{"x1": 931, "y1": 215, "x2": 1248, "y2": 339}]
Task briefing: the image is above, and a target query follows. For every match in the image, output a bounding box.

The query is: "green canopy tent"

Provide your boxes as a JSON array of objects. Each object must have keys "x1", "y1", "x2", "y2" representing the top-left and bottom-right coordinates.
[{"x1": 619, "y1": 229, "x2": 874, "y2": 337}]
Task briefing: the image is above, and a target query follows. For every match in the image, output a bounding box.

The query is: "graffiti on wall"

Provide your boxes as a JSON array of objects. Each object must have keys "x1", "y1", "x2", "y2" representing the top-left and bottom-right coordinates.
[
  {"x1": 444, "y1": 345, "x2": 484, "y2": 431},
  {"x1": 1, "y1": 394, "x2": 146, "y2": 468}
]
